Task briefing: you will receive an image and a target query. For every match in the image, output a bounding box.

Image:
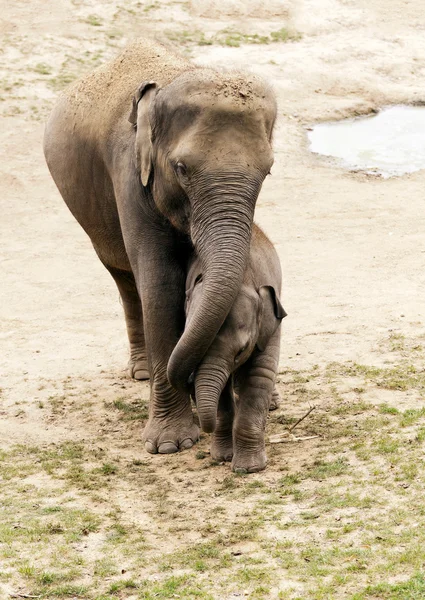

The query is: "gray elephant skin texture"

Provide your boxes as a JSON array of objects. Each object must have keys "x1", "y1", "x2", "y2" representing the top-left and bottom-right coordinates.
[
  {"x1": 43, "y1": 39, "x2": 277, "y2": 457},
  {"x1": 185, "y1": 223, "x2": 286, "y2": 473}
]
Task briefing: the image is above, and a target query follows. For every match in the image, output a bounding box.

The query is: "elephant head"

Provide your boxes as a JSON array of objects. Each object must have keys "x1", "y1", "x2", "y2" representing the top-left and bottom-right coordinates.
[
  {"x1": 185, "y1": 272, "x2": 286, "y2": 433},
  {"x1": 129, "y1": 70, "x2": 277, "y2": 391}
]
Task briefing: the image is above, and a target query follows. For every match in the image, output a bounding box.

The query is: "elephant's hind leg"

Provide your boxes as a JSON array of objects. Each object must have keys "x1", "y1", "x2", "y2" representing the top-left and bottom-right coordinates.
[
  {"x1": 269, "y1": 386, "x2": 281, "y2": 411},
  {"x1": 105, "y1": 265, "x2": 149, "y2": 381}
]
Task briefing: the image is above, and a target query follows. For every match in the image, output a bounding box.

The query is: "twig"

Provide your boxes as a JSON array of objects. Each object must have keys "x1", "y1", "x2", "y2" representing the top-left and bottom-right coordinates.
[
  {"x1": 289, "y1": 405, "x2": 316, "y2": 433},
  {"x1": 269, "y1": 433, "x2": 320, "y2": 444},
  {"x1": 10, "y1": 594, "x2": 41, "y2": 599}
]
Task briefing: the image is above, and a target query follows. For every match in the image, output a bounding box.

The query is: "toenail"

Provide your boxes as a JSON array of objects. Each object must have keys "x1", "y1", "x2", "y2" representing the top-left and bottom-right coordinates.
[
  {"x1": 158, "y1": 442, "x2": 179, "y2": 454},
  {"x1": 145, "y1": 441, "x2": 157, "y2": 454},
  {"x1": 134, "y1": 369, "x2": 149, "y2": 380},
  {"x1": 180, "y1": 438, "x2": 194, "y2": 450}
]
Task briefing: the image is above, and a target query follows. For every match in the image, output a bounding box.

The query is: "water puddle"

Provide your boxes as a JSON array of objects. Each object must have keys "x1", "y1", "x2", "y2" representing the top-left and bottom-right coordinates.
[{"x1": 308, "y1": 105, "x2": 425, "y2": 178}]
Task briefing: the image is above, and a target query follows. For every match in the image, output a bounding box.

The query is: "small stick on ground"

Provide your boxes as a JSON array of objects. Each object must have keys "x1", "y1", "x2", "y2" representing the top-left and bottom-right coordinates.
[
  {"x1": 269, "y1": 433, "x2": 320, "y2": 443},
  {"x1": 289, "y1": 405, "x2": 316, "y2": 433},
  {"x1": 10, "y1": 595, "x2": 41, "y2": 599}
]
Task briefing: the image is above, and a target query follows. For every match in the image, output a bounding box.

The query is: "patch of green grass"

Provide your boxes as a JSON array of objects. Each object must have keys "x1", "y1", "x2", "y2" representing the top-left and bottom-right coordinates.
[
  {"x1": 379, "y1": 404, "x2": 399, "y2": 415},
  {"x1": 219, "y1": 27, "x2": 301, "y2": 47},
  {"x1": 327, "y1": 361, "x2": 425, "y2": 393},
  {"x1": 143, "y1": 1, "x2": 160, "y2": 11},
  {"x1": 85, "y1": 14, "x2": 103, "y2": 26},
  {"x1": 415, "y1": 427, "x2": 425, "y2": 442},
  {"x1": 165, "y1": 30, "x2": 212, "y2": 46},
  {"x1": 100, "y1": 463, "x2": 118, "y2": 476},
  {"x1": 48, "y1": 73, "x2": 76, "y2": 91},
  {"x1": 33, "y1": 62, "x2": 52, "y2": 75},
  {"x1": 160, "y1": 542, "x2": 232, "y2": 573},
  {"x1": 399, "y1": 407, "x2": 425, "y2": 426},
  {"x1": 388, "y1": 332, "x2": 406, "y2": 351},
  {"x1": 37, "y1": 583, "x2": 89, "y2": 597},
  {"x1": 305, "y1": 457, "x2": 349, "y2": 480},
  {"x1": 220, "y1": 30, "x2": 270, "y2": 47},
  {"x1": 94, "y1": 558, "x2": 118, "y2": 577},
  {"x1": 354, "y1": 572, "x2": 425, "y2": 599},
  {"x1": 218, "y1": 517, "x2": 264, "y2": 546},
  {"x1": 165, "y1": 27, "x2": 301, "y2": 48},
  {"x1": 220, "y1": 475, "x2": 240, "y2": 491},
  {"x1": 374, "y1": 436, "x2": 400, "y2": 455},
  {"x1": 139, "y1": 575, "x2": 213, "y2": 599},
  {"x1": 108, "y1": 578, "x2": 138, "y2": 593},
  {"x1": 236, "y1": 566, "x2": 271, "y2": 584},
  {"x1": 330, "y1": 398, "x2": 371, "y2": 415},
  {"x1": 19, "y1": 563, "x2": 36, "y2": 578},
  {"x1": 109, "y1": 397, "x2": 148, "y2": 420},
  {"x1": 63, "y1": 464, "x2": 108, "y2": 490},
  {"x1": 315, "y1": 488, "x2": 376, "y2": 511}
]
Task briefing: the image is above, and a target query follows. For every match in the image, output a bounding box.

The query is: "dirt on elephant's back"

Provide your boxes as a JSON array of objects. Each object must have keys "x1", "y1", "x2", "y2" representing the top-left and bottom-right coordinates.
[{"x1": 66, "y1": 38, "x2": 190, "y2": 112}]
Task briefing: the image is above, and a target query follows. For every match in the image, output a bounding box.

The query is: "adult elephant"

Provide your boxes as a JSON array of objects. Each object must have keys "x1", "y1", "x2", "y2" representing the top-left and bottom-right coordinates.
[{"x1": 43, "y1": 39, "x2": 277, "y2": 455}]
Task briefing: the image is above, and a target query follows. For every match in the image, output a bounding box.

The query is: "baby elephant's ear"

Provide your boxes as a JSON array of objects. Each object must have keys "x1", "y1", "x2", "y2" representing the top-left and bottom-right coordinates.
[{"x1": 257, "y1": 285, "x2": 287, "y2": 352}]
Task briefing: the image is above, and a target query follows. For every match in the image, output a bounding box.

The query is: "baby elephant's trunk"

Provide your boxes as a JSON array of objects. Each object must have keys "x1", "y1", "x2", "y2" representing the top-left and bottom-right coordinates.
[{"x1": 194, "y1": 360, "x2": 229, "y2": 433}]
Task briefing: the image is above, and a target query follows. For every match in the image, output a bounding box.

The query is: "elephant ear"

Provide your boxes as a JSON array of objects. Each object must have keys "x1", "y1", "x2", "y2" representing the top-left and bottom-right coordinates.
[
  {"x1": 128, "y1": 81, "x2": 157, "y2": 187},
  {"x1": 257, "y1": 285, "x2": 287, "y2": 352}
]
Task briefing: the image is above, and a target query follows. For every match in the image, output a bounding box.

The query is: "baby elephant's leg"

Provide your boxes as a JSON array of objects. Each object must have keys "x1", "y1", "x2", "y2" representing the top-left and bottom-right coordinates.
[
  {"x1": 210, "y1": 380, "x2": 234, "y2": 462},
  {"x1": 232, "y1": 331, "x2": 280, "y2": 473}
]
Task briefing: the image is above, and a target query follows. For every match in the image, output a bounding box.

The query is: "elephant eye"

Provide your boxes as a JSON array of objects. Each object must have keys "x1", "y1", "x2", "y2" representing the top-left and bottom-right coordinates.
[
  {"x1": 175, "y1": 161, "x2": 188, "y2": 178},
  {"x1": 235, "y1": 342, "x2": 249, "y2": 362}
]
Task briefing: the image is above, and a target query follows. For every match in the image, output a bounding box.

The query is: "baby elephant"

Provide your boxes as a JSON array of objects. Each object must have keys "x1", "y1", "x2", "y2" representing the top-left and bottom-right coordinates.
[{"x1": 185, "y1": 224, "x2": 286, "y2": 473}]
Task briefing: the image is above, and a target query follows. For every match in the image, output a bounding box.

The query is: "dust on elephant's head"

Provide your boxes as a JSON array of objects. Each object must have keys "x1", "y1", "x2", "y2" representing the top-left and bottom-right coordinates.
[{"x1": 128, "y1": 70, "x2": 277, "y2": 233}]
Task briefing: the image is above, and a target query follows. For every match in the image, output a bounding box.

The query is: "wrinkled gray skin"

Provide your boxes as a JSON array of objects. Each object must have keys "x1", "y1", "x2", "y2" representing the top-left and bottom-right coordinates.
[
  {"x1": 43, "y1": 40, "x2": 276, "y2": 455},
  {"x1": 186, "y1": 224, "x2": 285, "y2": 473}
]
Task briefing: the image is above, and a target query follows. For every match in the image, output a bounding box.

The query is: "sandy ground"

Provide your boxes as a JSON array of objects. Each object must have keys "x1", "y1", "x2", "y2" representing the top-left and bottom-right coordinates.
[{"x1": 1, "y1": 1, "x2": 425, "y2": 597}]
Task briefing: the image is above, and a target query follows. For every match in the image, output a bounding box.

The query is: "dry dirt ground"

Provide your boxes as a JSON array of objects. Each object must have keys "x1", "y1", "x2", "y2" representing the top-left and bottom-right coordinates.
[{"x1": 1, "y1": 1, "x2": 425, "y2": 599}]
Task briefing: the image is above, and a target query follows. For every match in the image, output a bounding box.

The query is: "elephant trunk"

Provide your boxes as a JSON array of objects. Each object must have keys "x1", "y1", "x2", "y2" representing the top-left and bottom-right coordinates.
[
  {"x1": 194, "y1": 359, "x2": 230, "y2": 433},
  {"x1": 167, "y1": 173, "x2": 260, "y2": 392}
]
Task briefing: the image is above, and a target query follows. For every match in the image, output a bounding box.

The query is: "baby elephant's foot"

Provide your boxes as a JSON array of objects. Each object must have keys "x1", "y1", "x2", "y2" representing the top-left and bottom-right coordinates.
[
  {"x1": 128, "y1": 355, "x2": 149, "y2": 381},
  {"x1": 142, "y1": 414, "x2": 200, "y2": 455},
  {"x1": 269, "y1": 388, "x2": 280, "y2": 411},
  {"x1": 210, "y1": 432, "x2": 233, "y2": 462},
  {"x1": 231, "y1": 448, "x2": 267, "y2": 474}
]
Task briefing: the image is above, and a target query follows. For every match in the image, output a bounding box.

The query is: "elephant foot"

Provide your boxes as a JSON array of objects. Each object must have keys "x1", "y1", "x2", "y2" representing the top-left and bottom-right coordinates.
[
  {"x1": 210, "y1": 432, "x2": 233, "y2": 462},
  {"x1": 142, "y1": 414, "x2": 200, "y2": 454},
  {"x1": 231, "y1": 448, "x2": 267, "y2": 474},
  {"x1": 128, "y1": 355, "x2": 149, "y2": 381},
  {"x1": 269, "y1": 388, "x2": 281, "y2": 411}
]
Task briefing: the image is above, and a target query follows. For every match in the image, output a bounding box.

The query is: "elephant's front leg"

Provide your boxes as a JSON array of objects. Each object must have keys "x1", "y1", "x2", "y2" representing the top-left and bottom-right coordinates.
[
  {"x1": 125, "y1": 222, "x2": 199, "y2": 454},
  {"x1": 210, "y1": 379, "x2": 235, "y2": 462},
  {"x1": 232, "y1": 331, "x2": 280, "y2": 473},
  {"x1": 141, "y1": 265, "x2": 199, "y2": 452}
]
